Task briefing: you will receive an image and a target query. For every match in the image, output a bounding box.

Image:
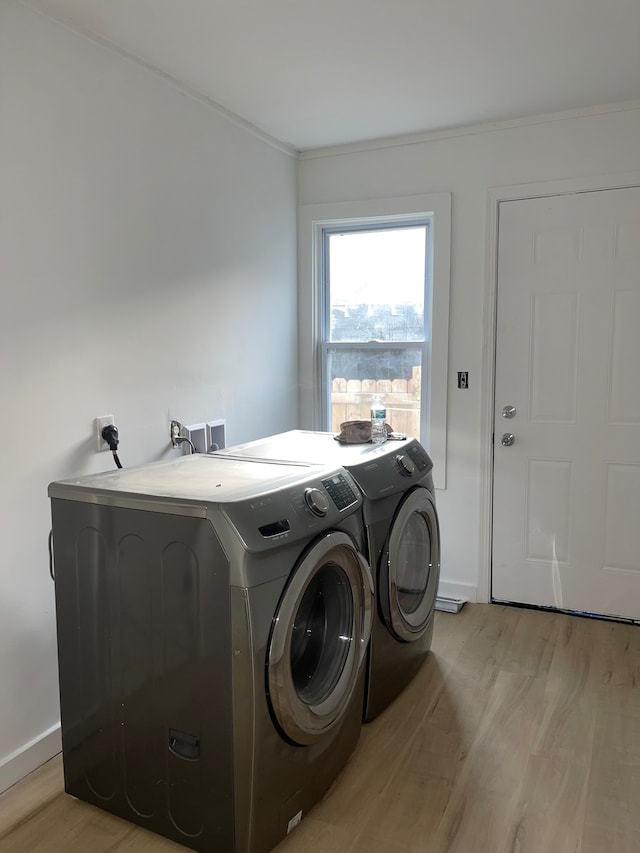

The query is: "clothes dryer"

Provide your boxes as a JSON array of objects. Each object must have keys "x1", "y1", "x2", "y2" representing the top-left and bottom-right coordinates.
[
  {"x1": 218, "y1": 431, "x2": 440, "y2": 722},
  {"x1": 48, "y1": 454, "x2": 373, "y2": 853}
]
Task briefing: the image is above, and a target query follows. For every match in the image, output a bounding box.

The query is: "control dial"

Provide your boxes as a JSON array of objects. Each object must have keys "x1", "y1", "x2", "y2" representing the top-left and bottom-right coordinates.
[
  {"x1": 304, "y1": 487, "x2": 330, "y2": 517},
  {"x1": 396, "y1": 454, "x2": 416, "y2": 477}
]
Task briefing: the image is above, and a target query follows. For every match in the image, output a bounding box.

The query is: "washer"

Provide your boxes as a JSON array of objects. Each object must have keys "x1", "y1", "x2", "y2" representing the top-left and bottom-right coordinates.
[
  {"x1": 48, "y1": 454, "x2": 373, "y2": 853},
  {"x1": 218, "y1": 430, "x2": 440, "y2": 722}
]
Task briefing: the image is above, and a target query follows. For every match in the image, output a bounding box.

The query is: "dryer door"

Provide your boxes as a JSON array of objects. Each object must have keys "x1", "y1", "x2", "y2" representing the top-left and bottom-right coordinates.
[
  {"x1": 382, "y1": 487, "x2": 440, "y2": 642},
  {"x1": 267, "y1": 531, "x2": 373, "y2": 746}
]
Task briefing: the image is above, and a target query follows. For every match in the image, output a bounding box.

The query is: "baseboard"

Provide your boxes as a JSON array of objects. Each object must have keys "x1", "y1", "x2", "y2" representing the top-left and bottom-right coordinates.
[
  {"x1": 0, "y1": 724, "x2": 61, "y2": 794},
  {"x1": 436, "y1": 579, "x2": 478, "y2": 604}
]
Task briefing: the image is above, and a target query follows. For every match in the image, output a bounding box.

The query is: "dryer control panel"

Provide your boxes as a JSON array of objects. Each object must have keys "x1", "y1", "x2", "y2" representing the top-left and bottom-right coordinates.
[
  {"x1": 344, "y1": 438, "x2": 434, "y2": 500},
  {"x1": 405, "y1": 442, "x2": 432, "y2": 473}
]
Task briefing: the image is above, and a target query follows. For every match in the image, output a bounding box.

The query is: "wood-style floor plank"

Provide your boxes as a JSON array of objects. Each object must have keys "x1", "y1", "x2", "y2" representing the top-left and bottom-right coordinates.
[{"x1": 1, "y1": 604, "x2": 638, "y2": 853}]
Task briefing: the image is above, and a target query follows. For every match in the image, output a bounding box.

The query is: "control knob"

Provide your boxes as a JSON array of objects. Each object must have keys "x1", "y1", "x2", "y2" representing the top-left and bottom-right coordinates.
[
  {"x1": 396, "y1": 454, "x2": 416, "y2": 477},
  {"x1": 304, "y1": 487, "x2": 330, "y2": 517}
]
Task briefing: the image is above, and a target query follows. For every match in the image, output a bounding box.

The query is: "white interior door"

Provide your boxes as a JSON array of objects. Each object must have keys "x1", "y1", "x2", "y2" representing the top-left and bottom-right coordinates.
[{"x1": 492, "y1": 187, "x2": 640, "y2": 621}]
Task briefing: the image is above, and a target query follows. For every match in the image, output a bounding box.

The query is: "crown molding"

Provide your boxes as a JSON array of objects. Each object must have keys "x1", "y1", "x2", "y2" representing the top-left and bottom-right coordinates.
[
  {"x1": 17, "y1": 0, "x2": 298, "y2": 158},
  {"x1": 299, "y1": 100, "x2": 640, "y2": 161}
]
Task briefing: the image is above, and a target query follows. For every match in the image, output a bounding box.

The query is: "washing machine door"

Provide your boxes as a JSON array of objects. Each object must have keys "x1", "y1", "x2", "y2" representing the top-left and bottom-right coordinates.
[
  {"x1": 383, "y1": 487, "x2": 440, "y2": 642},
  {"x1": 267, "y1": 531, "x2": 373, "y2": 746}
]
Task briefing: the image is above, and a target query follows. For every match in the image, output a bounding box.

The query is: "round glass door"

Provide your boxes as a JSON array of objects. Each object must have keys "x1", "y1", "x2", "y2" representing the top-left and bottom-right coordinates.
[
  {"x1": 290, "y1": 563, "x2": 353, "y2": 706},
  {"x1": 267, "y1": 531, "x2": 373, "y2": 745},
  {"x1": 386, "y1": 489, "x2": 440, "y2": 642}
]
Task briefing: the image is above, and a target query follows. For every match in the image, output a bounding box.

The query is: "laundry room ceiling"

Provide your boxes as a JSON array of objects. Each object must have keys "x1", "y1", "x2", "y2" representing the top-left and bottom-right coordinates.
[{"x1": 22, "y1": 0, "x2": 640, "y2": 151}]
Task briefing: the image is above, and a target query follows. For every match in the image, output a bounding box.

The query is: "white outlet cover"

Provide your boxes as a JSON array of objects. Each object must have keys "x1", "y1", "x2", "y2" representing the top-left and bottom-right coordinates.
[{"x1": 95, "y1": 415, "x2": 114, "y2": 452}]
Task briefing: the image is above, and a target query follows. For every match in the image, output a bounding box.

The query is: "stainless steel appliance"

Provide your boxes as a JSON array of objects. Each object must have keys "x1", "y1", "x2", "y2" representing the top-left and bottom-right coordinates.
[
  {"x1": 218, "y1": 431, "x2": 440, "y2": 722},
  {"x1": 48, "y1": 454, "x2": 373, "y2": 853}
]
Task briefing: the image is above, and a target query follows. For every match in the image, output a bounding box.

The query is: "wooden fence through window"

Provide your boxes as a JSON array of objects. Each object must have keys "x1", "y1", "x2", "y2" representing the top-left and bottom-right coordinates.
[{"x1": 330, "y1": 366, "x2": 421, "y2": 437}]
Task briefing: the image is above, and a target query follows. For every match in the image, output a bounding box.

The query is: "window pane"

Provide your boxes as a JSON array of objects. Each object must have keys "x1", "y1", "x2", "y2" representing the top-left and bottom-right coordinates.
[
  {"x1": 327, "y1": 227, "x2": 426, "y2": 343},
  {"x1": 328, "y1": 347, "x2": 422, "y2": 437}
]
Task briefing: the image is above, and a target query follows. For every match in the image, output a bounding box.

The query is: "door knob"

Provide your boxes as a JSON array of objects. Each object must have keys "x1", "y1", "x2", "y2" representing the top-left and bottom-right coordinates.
[
  {"x1": 502, "y1": 405, "x2": 517, "y2": 419},
  {"x1": 501, "y1": 433, "x2": 515, "y2": 447}
]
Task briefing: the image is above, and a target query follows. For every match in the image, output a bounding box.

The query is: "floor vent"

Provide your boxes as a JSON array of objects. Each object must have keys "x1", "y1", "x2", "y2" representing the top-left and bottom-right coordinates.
[{"x1": 435, "y1": 595, "x2": 466, "y2": 613}]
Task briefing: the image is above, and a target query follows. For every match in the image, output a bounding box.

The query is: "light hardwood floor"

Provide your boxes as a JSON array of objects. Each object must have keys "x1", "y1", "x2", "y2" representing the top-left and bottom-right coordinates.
[{"x1": 1, "y1": 604, "x2": 639, "y2": 853}]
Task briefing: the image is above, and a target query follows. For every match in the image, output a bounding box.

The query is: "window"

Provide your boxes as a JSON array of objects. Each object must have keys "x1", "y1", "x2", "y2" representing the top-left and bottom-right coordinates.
[
  {"x1": 321, "y1": 222, "x2": 429, "y2": 441},
  {"x1": 298, "y1": 194, "x2": 450, "y2": 488}
]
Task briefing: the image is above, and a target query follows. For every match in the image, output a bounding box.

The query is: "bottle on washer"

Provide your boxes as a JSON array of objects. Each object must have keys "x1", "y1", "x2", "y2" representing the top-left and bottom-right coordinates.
[{"x1": 370, "y1": 396, "x2": 387, "y2": 444}]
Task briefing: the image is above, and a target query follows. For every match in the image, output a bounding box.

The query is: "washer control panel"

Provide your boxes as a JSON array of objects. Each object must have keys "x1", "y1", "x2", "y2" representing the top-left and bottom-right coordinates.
[
  {"x1": 304, "y1": 487, "x2": 330, "y2": 517},
  {"x1": 221, "y1": 466, "x2": 362, "y2": 552},
  {"x1": 322, "y1": 472, "x2": 359, "y2": 511}
]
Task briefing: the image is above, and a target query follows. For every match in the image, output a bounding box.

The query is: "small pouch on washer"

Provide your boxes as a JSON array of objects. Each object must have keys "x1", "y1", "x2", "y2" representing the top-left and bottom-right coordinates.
[{"x1": 334, "y1": 420, "x2": 392, "y2": 444}]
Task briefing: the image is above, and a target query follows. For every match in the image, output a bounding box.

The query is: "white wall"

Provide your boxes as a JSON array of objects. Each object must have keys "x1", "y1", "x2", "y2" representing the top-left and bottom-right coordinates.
[
  {"x1": 0, "y1": 2, "x2": 297, "y2": 790},
  {"x1": 298, "y1": 106, "x2": 640, "y2": 603}
]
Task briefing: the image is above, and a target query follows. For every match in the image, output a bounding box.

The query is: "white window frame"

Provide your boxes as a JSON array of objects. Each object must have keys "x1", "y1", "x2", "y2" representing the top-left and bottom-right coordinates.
[
  {"x1": 320, "y1": 216, "x2": 431, "y2": 440},
  {"x1": 298, "y1": 194, "x2": 451, "y2": 489}
]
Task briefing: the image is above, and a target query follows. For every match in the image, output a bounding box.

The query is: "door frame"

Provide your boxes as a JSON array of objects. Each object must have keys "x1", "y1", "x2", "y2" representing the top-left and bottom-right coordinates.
[{"x1": 477, "y1": 171, "x2": 640, "y2": 604}]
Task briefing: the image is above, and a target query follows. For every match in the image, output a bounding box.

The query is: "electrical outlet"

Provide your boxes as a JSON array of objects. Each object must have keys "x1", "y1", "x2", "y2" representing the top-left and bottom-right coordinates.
[
  {"x1": 95, "y1": 415, "x2": 115, "y2": 452},
  {"x1": 170, "y1": 420, "x2": 183, "y2": 447}
]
